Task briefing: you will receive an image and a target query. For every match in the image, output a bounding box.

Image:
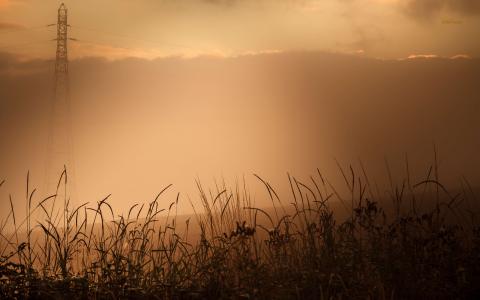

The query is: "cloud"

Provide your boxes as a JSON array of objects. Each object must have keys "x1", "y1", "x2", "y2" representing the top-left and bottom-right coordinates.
[
  {"x1": 69, "y1": 41, "x2": 164, "y2": 61},
  {"x1": 441, "y1": 18, "x2": 463, "y2": 25},
  {"x1": 0, "y1": 51, "x2": 48, "y2": 75},
  {"x1": 1, "y1": 50, "x2": 479, "y2": 212},
  {"x1": 341, "y1": 24, "x2": 385, "y2": 53},
  {"x1": 0, "y1": 21, "x2": 25, "y2": 30},
  {"x1": 0, "y1": 0, "x2": 18, "y2": 9},
  {"x1": 450, "y1": 54, "x2": 471, "y2": 59},
  {"x1": 202, "y1": 0, "x2": 236, "y2": 6},
  {"x1": 403, "y1": 0, "x2": 480, "y2": 20},
  {"x1": 406, "y1": 54, "x2": 439, "y2": 60},
  {"x1": 402, "y1": 53, "x2": 472, "y2": 60}
]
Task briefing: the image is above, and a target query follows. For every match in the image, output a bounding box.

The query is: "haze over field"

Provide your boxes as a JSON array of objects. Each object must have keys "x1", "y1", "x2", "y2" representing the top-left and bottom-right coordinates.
[{"x1": 0, "y1": 0, "x2": 479, "y2": 219}]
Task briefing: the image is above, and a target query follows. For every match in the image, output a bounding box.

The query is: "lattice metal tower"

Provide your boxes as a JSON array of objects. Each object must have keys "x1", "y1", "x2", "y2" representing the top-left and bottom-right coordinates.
[
  {"x1": 55, "y1": 3, "x2": 69, "y2": 96},
  {"x1": 44, "y1": 3, "x2": 76, "y2": 202}
]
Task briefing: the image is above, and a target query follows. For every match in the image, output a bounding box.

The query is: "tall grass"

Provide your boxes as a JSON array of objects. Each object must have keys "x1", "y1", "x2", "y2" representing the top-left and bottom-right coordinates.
[{"x1": 0, "y1": 163, "x2": 479, "y2": 299}]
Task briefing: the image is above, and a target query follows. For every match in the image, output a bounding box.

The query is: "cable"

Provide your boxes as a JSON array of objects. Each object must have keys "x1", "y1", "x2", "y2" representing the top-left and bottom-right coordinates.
[
  {"x1": 69, "y1": 38, "x2": 163, "y2": 57},
  {"x1": 0, "y1": 23, "x2": 209, "y2": 56},
  {"x1": 70, "y1": 25, "x2": 199, "y2": 50}
]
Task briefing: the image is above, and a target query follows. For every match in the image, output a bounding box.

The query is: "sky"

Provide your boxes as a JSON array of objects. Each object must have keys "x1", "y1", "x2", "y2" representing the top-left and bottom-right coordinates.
[
  {"x1": 0, "y1": 1, "x2": 479, "y2": 219},
  {"x1": 0, "y1": 0, "x2": 479, "y2": 59}
]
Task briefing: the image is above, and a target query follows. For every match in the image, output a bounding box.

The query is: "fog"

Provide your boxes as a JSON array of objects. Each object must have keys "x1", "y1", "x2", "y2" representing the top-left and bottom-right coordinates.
[{"x1": 0, "y1": 51, "x2": 479, "y2": 220}]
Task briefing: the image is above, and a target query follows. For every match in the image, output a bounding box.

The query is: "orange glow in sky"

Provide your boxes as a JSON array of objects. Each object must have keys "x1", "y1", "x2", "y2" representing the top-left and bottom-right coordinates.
[
  {"x1": 0, "y1": 0, "x2": 479, "y2": 59},
  {"x1": 0, "y1": 1, "x2": 479, "y2": 219}
]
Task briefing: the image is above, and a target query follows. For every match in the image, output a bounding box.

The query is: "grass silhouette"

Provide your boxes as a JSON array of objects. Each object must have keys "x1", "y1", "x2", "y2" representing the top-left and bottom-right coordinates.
[{"x1": 1, "y1": 162, "x2": 479, "y2": 299}]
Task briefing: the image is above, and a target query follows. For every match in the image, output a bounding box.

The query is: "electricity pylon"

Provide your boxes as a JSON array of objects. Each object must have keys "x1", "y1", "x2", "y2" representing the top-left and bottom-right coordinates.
[{"x1": 44, "y1": 3, "x2": 76, "y2": 204}]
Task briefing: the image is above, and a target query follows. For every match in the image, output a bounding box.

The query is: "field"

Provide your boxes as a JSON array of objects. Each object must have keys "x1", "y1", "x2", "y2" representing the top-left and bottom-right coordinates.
[{"x1": 1, "y1": 164, "x2": 479, "y2": 299}]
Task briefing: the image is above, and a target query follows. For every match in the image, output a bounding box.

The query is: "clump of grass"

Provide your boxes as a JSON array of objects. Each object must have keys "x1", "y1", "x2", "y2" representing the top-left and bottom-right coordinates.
[{"x1": 0, "y1": 162, "x2": 479, "y2": 299}]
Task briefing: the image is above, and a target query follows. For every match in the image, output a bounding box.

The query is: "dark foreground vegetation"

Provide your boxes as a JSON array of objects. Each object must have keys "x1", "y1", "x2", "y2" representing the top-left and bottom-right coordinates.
[{"x1": 1, "y1": 164, "x2": 479, "y2": 299}]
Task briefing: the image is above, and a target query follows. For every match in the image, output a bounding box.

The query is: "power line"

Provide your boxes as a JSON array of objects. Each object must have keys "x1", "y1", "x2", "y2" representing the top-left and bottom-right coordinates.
[
  {"x1": 70, "y1": 25, "x2": 199, "y2": 50},
  {"x1": 0, "y1": 21, "x2": 208, "y2": 56},
  {"x1": 68, "y1": 38, "x2": 164, "y2": 56}
]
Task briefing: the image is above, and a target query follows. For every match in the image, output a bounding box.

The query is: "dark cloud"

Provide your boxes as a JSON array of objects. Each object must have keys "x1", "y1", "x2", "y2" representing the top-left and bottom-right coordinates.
[
  {"x1": 441, "y1": 18, "x2": 464, "y2": 25},
  {"x1": 202, "y1": 0, "x2": 236, "y2": 6},
  {"x1": 156, "y1": 0, "x2": 239, "y2": 8},
  {"x1": 0, "y1": 21, "x2": 25, "y2": 30},
  {"x1": 404, "y1": 0, "x2": 480, "y2": 20},
  {"x1": 0, "y1": 50, "x2": 479, "y2": 210},
  {"x1": 0, "y1": 52, "x2": 50, "y2": 76},
  {"x1": 339, "y1": 24, "x2": 385, "y2": 52}
]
